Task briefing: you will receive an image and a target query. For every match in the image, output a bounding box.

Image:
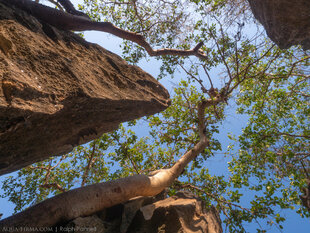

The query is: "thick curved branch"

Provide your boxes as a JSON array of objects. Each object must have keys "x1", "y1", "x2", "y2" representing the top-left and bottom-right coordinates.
[
  {"x1": 57, "y1": 0, "x2": 90, "y2": 18},
  {"x1": 46, "y1": 0, "x2": 64, "y2": 11},
  {"x1": 6, "y1": 0, "x2": 208, "y2": 60},
  {"x1": 0, "y1": 102, "x2": 210, "y2": 231}
]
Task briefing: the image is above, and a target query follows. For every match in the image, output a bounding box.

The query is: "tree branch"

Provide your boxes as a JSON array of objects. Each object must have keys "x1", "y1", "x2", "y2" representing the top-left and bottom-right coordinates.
[
  {"x1": 40, "y1": 183, "x2": 66, "y2": 193},
  {"x1": 57, "y1": 0, "x2": 88, "y2": 17},
  {"x1": 81, "y1": 143, "x2": 97, "y2": 187},
  {"x1": 0, "y1": 101, "x2": 211, "y2": 230},
  {"x1": 7, "y1": 0, "x2": 208, "y2": 60}
]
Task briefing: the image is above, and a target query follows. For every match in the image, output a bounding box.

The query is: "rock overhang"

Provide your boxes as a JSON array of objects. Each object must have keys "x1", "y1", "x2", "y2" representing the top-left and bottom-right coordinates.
[{"x1": 0, "y1": 0, "x2": 170, "y2": 175}]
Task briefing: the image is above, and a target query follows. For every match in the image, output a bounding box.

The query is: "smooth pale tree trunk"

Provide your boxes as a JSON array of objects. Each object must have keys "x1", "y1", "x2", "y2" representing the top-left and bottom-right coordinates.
[
  {"x1": 0, "y1": 1, "x2": 226, "y2": 229},
  {"x1": 0, "y1": 99, "x2": 222, "y2": 231},
  {"x1": 0, "y1": 139, "x2": 209, "y2": 231}
]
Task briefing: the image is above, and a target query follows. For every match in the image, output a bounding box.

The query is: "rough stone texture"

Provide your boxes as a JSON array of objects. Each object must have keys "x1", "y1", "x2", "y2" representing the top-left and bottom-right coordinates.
[
  {"x1": 62, "y1": 216, "x2": 106, "y2": 233},
  {"x1": 0, "y1": 1, "x2": 170, "y2": 175},
  {"x1": 64, "y1": 191, "x2": 222, "y2": 233},
  {"x1": 248, "y1": 0, "x2": 310, "y2": 49},
  {"x1": 128, "y1": 192, "x2": 222, "y2": 233},
  {"x1": 300, "y1": 180, "x2": 310, "y2": 211}
]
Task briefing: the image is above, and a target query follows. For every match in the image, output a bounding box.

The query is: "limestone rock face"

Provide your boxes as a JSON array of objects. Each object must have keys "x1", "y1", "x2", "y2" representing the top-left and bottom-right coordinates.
[
  {"x1": 248, "y1": 0, "x2": 310, "y2": 49},
  {"x1": 64, "y1": 191, "x2": 223, "y2": 233},
  {"x1": 0, "y1": 1, "x2": 170, "y2": 175}
]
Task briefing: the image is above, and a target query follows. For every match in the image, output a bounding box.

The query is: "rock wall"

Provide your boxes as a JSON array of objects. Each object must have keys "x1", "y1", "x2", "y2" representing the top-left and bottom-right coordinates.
[
  {"x1": 0, "y1": 0, "x2": 170, "y2": 175},
  {"x1": 62, "y1": 191, "x2": 223, "y2": 233},
  {"x1": 248, "y1": 0, "x2": 310, "y2": 49}
]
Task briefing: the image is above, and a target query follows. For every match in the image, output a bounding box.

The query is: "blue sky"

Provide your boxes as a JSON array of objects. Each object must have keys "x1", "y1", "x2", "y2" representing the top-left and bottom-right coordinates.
[
  {"x1": 1, "y1": 29, "x2": 309, "y2": 232},
  {"x1": 1, "y1": 1, "x2": 309, "y2": 232}
]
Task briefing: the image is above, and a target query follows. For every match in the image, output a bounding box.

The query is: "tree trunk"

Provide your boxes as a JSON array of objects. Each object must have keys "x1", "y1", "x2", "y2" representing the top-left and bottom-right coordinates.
[
  {"x1": 0, "y1": 99, "x2": 218, "y2": 231},
  {"x1": 0, "y1": 140, "x2": 209, "y2": 231}
]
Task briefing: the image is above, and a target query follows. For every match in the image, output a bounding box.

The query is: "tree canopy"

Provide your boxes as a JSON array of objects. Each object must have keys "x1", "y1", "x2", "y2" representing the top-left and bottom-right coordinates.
[{"x1": 1, "y1": 0, "x2": 309, "y2": 232}]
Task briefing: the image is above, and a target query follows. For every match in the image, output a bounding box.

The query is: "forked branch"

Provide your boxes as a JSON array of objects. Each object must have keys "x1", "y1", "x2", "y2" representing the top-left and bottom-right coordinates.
[
  {"x1": 0, "y1": 101, "x2": 210, "y2": 231},
  {"x1": 7, "y1": 0, "x2": 208, "y2": 59}
]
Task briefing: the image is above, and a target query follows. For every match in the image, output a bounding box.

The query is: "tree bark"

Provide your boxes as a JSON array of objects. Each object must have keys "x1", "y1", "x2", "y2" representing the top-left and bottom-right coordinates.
[
  {"x1": 0, "y1": 100, "x2": 215, "y2": 231},
  {"x1": 300, "y1": 180, "x2": 310, "y2": 211},
  {"x1": 5, "y1": 0, "x2": 208, "y2": 59}
]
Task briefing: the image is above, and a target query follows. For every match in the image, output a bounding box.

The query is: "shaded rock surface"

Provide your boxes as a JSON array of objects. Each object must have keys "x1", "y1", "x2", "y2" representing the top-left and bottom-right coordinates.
[
  {"x1": 63, "y1": 191, "x2": 222, "y2": 233},
  {"x1": 0, "y1": 0, "x2": 170, "y2": 175},
  {"x1": 300, "y1": 180, "x2": 310, "y2": 211},
  {"x1": 248, "y1": 0, "x2": 310, "y2": 49}
]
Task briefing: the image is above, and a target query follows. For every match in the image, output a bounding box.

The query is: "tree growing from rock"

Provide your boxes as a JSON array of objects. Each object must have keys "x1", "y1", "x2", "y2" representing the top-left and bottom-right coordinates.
[{"x1": 1, "y1": 0, "x2": 309, "y2": 232}]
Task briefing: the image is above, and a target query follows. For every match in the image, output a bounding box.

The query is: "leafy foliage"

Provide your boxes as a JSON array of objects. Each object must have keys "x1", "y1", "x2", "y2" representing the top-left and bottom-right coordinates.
[{"x1": 1, "y1": 0, "x2": 309, "y2": 232}]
